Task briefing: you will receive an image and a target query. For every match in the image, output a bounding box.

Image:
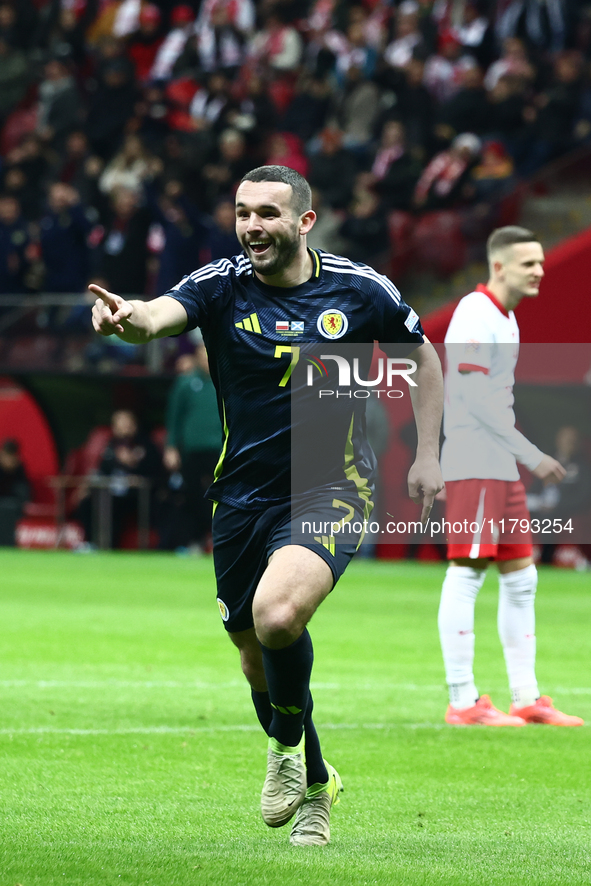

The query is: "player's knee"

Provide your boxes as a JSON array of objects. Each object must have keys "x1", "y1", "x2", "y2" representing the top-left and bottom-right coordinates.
[
  {"x1": 499, "y1": 563, "x2": 537, "y2": 606},
  {"x1": 253, "y1": 599, "x2": 301, "y2": 648}
]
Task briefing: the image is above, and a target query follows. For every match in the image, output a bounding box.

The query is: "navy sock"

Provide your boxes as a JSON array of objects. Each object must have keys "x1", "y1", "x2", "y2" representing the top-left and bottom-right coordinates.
[
  {"x1": 261, "y1": 629, "x2": 314, "y2": 748},
  {"x1": 251, "y1": 689, "x2": 327, "y2": 785},
  {"x1": 251, "y1": 689, "x2": 273, "y2": 734},
  {"x1": 303, "y1": 693, "x2": 328, "y2": 787}
]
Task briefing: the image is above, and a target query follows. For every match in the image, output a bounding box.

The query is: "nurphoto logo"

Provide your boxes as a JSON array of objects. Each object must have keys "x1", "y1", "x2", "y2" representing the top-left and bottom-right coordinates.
[{"x1": 305, "y1": 354, "x2": 417, "y2": 399}]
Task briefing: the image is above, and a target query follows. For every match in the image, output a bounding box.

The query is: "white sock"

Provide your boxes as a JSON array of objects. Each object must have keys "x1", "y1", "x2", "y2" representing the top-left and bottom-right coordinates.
[
  {"x1": 498, "y1": 564, "x2": 539, "y2": 706},
  {"x1": 448, "y1": 681, "x2": 479, "y2": 709},
  {"x1": 438, "y1": 565, "x2": 487, "y2": 708}
]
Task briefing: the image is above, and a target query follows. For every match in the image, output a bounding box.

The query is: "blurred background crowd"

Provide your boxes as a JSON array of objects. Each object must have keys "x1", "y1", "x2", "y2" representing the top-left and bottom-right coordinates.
[
  {"x1": 1, "y1": 0, "x2": 591, "y2": 562},
  {"x1": 1, "y1": 0, "x2": 591, "y2": 306}
]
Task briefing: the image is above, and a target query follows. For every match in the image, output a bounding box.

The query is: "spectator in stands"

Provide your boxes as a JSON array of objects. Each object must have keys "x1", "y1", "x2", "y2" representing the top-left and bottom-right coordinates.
[
  {"x1": 383, "y1": 1, "x2": 425, "y2": 72},
  {"x1": 0, "y1": 438, "x2": 30, "y2": 546},
  {"x1": 133, "y1": 83, "x2": 170, "y2": 152},
  {"x1": 198, "y1": 0, "x2": 255, "y2": 38},
  {"x1": 163, "y1": 345, "x2": 222, "y2": 552},
  {"x1": 34, "y1": 0, "x2": 97, "y2": 68},
  {"x1": 436, "y1": 65, "x2": 490, "y2": 141},
  {"x1": 226, "y1": 72, "x2": 277, "y2": 149},
  {"x1": 364, "y1": 120, "x2": 421, "y2": 211},
  {"x1": 36, "y1": 58, "x2": 82, "y2": 150},
  {"x1": 413, "y1": 132, "x2": 481, "y2": 210},
  {"x1": 127, "y1": 3, "x2": 164, "y2": 84},
  {"x1": 195, "y1": 0, "x2": 246, "y2": 78},
  {"x1": 76, "y1": 409, "x2": 163, "y2": 549},
  {"x1": 54, "y1": 130, "x2": 91, "y2": 187},
  {"x1": 86, "y1": 55, "x2": 138, "y2": 159},
  {"x1": 189, "y1": 71, "x2": 235, "y2": 133},
  {"x1": 51, "y1": 131, "x2": 105, "y2": 212},
  {"x1": 281, "y1": 74, "x2": 331, "y2": 143},
  {"x1": 424, "y1": 29, "x2": 478, "y2": 104},
  {"x1": 306, "y1": 186, "x2": 349, "y2": 255},
  {"x1": 265, "y1": 131, "x2": 309, "y2": 177},
  {"x1": 386, "y1": 57, "x2": 436, "y2": 160},
  {"x1": 469, "y1": 139, "x2": 516, "y2": 203},
  {"x1": 486, "y1": 73, "x2": 528, "y2": 149},
  {"x1": 0, "y1": 194, "x2": 30, "y2": 294},
  {"x1": 3, "y1": 134, "x2": 50, "y2": 220},
  {"x1": 308, "y1": 126, "x2": 357, "y2": 209},
  {"x1": 483, "y1": 37, "x2": 535, "y2": 92},
  {"x1": 516, "y1": 50, "x2": 584, "y2": 176},
  {"x1": 334, "y1": 20, "x2": 378, "y2": 83},
  {"x1": 331, "y1": 65, "x2": 381, "y2": 149},
  {"x1": 0, "y1": 1, "x2": 35, "y2": 51},
  {"x1": 453, "y1": 0, "x2": 494, "y2": 69},
  {"x1": 495, "y1": 0, "x2": 567, "y2": 55},
  {"x1": 150, "y1": 4, "x2": 195, "y2": 82},
  {"x1": 99, "y1": 134, "x2": 157, "y2": 197},
  {"x1": 39, "y1": 183, "x2": 92, "y2": 294},
  {"x1": 150, "y1": 179, "x2": 211, "y2": 292},
  {"x1": 339, "y1": 186, "x2": 389, "y2": 264},
  {"x1": 249, "y1": 11, "x2": 303, "y2": 73},
  {"x1": 94, "y1": 186, "x2": 151, "y2": 295},
  {"x1": 200, "y1": 127, "x2": 251, "y2": 210},
  {"x1": 208, "y1": 197, "x2": 241, "y2": 260},
  {"x1": 0, "y1": 37, "x2": 29, "y2": 127}
]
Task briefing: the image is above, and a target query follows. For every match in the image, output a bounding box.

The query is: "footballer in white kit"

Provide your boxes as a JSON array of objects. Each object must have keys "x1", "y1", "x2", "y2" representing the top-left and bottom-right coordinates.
[
  {"x1": 437, "y1": 226, "x2": 584, "y2": 728},
  {"x1": 442, "y1": 283, "x2": 544, "y2": 560}
]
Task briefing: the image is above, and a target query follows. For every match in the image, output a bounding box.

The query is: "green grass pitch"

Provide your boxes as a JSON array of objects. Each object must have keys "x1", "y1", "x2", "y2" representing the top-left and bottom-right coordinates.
[{"x1": 1, "y1": 550, "x2": 589, "y2": 886}]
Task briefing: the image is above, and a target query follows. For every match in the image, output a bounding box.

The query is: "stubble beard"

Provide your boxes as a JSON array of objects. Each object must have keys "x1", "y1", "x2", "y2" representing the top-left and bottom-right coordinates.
[{"x1": 245, "y1": 226, "x2": 301, "y2": 277}]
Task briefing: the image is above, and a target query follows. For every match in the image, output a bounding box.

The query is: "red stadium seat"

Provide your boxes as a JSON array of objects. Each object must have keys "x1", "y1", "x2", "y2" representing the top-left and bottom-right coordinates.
[
  {"x1": 387, "y1": 211, "x2": 415, "y2": 279},
  {"x1": 0, "y1": 106, "x2": 37, "y2": 155},
  {"x1": 411, "y1": 211, "x2": 467, "y2": 277},
  {"x1": 78, "y1": 426, "x2": 112, "y2": 475},
  {"x1": 497, "y1": 183, "x2": 527, "y2": 228}
]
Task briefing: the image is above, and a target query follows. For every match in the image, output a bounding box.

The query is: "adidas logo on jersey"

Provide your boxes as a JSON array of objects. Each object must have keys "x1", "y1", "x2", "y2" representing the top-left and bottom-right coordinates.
[{"x1": 235, "y1": 313, "x2": 261, "y2": 333}]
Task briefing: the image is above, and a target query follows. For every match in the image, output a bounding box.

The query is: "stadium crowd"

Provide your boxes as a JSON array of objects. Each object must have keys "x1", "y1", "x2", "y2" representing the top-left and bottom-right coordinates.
[{"x1": 0, "y1": 0, "x2": 591, "y2": 300}]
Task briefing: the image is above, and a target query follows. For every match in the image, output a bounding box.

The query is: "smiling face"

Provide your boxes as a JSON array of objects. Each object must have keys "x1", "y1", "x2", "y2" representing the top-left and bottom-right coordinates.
[
  {"x1": 492, "y1": 241, "x2": 545, "y2": 306},
  {"x1": 235, "y1": 180, "x2": 310, "y2": 279}
]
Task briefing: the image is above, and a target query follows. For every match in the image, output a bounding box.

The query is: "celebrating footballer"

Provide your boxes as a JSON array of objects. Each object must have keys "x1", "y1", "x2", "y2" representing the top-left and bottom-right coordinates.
[{"x1": 91, "y1": 165, "x2": 444, "y2": 846}]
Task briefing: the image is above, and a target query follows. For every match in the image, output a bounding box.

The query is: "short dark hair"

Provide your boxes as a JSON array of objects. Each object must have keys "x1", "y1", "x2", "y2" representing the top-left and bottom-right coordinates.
[
  {"x1": 239, "y1": 165, "x2": 312, "y2": 217},
  {"x1": 487, "y1": 226, "x2": 539, "y2": 259}
]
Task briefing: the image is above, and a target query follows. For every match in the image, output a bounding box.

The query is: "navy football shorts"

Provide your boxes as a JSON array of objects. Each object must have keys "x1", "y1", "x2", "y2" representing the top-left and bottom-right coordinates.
[{"x1": 212, "y1": 490, "x2": 372, "y2": 633}]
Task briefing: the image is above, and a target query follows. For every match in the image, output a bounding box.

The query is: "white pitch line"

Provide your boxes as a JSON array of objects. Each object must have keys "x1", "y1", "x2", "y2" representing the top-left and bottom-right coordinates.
[
  {"x1": 0, "y1": 722, "x2": 448, "y2": 736},
  {"x1": 0, "y1": 680, "x2": 441, "y2": 691},
  {"x1": 0, "y1": 681, "x2": 589, "y2": 694},
  {"x1": 0, "y1": 721, "x2": 586, "y2": 736}
]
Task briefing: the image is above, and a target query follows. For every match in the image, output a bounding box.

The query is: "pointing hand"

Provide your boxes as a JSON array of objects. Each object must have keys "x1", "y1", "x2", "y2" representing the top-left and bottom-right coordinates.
[{"x1": 89, "y1": 283, "x2": 133, "y2": 336}]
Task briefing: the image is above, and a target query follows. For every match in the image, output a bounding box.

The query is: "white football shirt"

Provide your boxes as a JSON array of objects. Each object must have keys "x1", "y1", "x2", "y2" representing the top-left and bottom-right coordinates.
[{"x1": 440, "y1": 284, "x2": 543, "y2": 481}]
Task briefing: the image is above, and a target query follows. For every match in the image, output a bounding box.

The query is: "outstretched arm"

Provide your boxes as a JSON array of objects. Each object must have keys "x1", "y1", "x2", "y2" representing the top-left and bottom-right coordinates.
[
  {"x1": 407, "y1": 338, "x2": 445, "y2": 523},
  {"x1": 90, "y1": 284, "x2": 188, "y2": 343}
]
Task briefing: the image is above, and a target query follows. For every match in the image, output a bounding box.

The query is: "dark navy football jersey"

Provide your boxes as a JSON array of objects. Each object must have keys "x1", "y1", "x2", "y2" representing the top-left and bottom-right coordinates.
[{"x1": 165, "y1": 248, "x2": 424, "y2": 509}]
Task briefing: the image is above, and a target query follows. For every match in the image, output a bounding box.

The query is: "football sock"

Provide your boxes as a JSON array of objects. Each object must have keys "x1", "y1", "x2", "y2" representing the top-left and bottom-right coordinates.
[
  {"x1": 303, "y1": 693, "x2": 328, "y2": 787},
  {"x1": 251, "y1": 689, "x2": 273, "y2": 734},
  {"x1": 438, "y1": 565, "x2": 486, "y2": 706},
  {"x1": 448, "y1": 681, "x2": 479, "y2": 710},
  {"x1": 511, "y1": 687, "x2": 539, "y2": 708},
  {"x1": 261, "y1": 629, "x2": 313, "y2": 748},
  {"x1": 498, "y1": 564, "x2": 538, "y2": 704}
]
